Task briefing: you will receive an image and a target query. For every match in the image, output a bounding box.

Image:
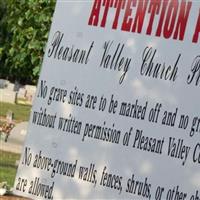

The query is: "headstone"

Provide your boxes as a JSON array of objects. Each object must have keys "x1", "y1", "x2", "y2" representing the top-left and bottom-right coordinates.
[
  {"x1": 0, "y1": 80, "x2": 17, "y2": 104},
  {"x1": 7, "y1": 82, "x2": 15, "y2": 91},
  {"x1": 14, "y1": 1, "x2": 200, "y2": 200},
  {"x1": 17, "y1": 88, "x2": 26, "y2": 99},
  {"x1": 24, "y1": 85, "x2": 36, "y2": 103},
  {"x1": 0, "y1": 79, "x2": 8, "y2": 89},
  {"x1": 0, "y1": 89, "x2": 17, "y2": 104}
]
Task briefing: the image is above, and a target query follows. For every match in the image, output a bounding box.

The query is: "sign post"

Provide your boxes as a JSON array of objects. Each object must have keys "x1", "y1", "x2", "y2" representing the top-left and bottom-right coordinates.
[{"x1": 14, "y1": 1, "x2": 200, "y2": 199}]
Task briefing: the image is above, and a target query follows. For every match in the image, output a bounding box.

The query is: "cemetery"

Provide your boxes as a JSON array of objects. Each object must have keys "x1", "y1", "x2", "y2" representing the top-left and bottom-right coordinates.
[
  {"x1": 0, "y1": 0, "x2": 200, "y2": 199},
  {"x1": 0, "y1": 1, "x2": 55, "y2": 197},
  {"x1": 0, "y1": 79, "x2": 35, "y2": 142}
]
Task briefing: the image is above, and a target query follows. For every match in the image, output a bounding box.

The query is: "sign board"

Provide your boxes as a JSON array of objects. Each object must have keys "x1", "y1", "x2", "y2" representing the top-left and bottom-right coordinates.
[{"x1": 14, "y1": 0, "x2": 200, "y2": 199}]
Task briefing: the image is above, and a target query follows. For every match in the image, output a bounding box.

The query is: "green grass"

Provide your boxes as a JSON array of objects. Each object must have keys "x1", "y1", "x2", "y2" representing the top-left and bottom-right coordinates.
[
  {"x1": 0, "y1": 103, "x2": 31, "y2": 187},
  {"x1": 0, "y1": 102, "x2": 31, "y2": 122},
  {"x1": 0, "y1": 150, "x2": 20, "y2": 186}
]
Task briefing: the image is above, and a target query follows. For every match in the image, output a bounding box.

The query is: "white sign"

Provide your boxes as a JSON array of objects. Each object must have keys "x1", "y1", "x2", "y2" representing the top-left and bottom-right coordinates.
[{"x1": 14, "y1": 1, "x2": 200, "y2": 199}]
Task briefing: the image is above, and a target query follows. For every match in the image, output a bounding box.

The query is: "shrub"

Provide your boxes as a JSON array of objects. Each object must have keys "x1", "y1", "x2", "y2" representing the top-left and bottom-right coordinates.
[{"x1": 0, "y1": 0, "x2": 55, "y2": 84}]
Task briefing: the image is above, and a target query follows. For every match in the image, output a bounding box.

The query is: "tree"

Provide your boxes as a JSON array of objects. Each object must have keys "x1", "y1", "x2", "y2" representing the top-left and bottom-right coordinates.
[
  {"x1": 0, "y1": 0, "x2": 7, "y2": 77},
  {"x1": 0, "y1": 0, "x2": 55, "y2": 84}
]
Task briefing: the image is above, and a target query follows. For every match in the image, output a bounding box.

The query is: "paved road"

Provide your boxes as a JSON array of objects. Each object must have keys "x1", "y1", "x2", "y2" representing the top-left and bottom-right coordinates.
[{"x1": 0, "y1": 122, "x2": 28, "y2": 154}]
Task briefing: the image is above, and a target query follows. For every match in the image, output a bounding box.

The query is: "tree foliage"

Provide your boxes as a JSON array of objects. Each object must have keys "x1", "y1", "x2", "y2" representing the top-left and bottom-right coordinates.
[
  {"x1": 0, "y1": 0, "x2": 7, "y2": 76},
  {"x1": 0, "y1": 0, "x2": 55, "y2": 84}
]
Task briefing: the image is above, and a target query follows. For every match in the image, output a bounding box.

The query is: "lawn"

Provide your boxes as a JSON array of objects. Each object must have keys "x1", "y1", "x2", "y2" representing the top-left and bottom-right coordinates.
[
  {"x1": 0, "y1": 150, "x2": 20, "y2": 187},
  {"x1": 0, "y1": 102, "x2": 31, "y2": 188},
  {"x1": 0, "y1": 102, "x2": 31, "y2": 122}
]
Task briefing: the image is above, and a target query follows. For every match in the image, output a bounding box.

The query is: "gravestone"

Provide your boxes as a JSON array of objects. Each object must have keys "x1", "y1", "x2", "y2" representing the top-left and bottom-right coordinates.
[
  {"x1": 0, "y1": 89, "x2": 17, "y2": 104},
  {"x1": 0, "y1": 80, "x2": 17, "y2": 104},
  {"x1": 0, "y1": 79, "x2": 8, "y2": 89}
]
